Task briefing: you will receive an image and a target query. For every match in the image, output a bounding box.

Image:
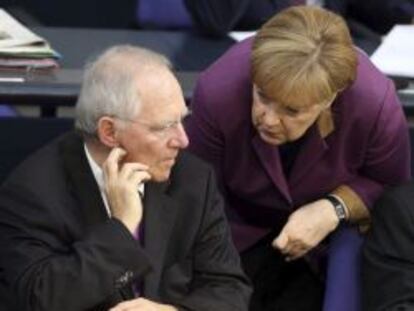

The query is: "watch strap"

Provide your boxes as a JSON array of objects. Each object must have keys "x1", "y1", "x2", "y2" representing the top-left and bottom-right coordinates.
[{"x1": 325, "y1": 194, "x2": 347, "y2": 222}]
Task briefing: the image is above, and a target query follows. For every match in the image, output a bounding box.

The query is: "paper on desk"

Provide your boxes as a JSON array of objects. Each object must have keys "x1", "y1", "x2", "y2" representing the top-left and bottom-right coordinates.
[
  {"x1": 0, "y1": 8, "x2": 44, "y2": 48},
  {"x1": 229, "y1": 31, "x2": 256, "y2": 42},
  {"x1": 371, "y1": 25, "x2": 414, "y2": 78},
  {"x1": 0, "y1": 8, "x2": 59, "y2": 59}
]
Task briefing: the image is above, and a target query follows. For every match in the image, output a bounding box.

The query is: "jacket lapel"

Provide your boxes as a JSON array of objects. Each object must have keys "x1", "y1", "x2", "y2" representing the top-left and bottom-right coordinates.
[
  {"x1": 142, "y1": 181, "x2": 178, "y2": 298},
  {"x1": 59, "y1": 132, "x2": 108, "y2": 228},
  {"x1": 252, "y1": 133, "x2": 292, "y2": 203},
  {"x1": 60, "y1": 133, "x2": 136, "y2": 301},
  {"x1": 289, "y1": 125, "x2": 329, "y2": 187}
]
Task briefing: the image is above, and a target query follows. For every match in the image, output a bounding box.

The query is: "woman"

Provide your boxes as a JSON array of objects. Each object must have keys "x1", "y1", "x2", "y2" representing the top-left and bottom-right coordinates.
[{"x1": 185, "y1": 5, "x2": 410, "y2": 311}]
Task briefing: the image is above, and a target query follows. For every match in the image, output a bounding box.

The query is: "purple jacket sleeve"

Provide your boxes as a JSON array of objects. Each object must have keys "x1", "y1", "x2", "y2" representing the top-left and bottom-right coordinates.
[{"x1": 345, "y1": 79, "x2": 411, "y2": 210}]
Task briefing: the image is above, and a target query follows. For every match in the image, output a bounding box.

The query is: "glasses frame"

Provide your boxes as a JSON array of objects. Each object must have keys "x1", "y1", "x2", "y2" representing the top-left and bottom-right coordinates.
[{"x1": 115, "y1": 109, "x2": 192, "y2": 139}]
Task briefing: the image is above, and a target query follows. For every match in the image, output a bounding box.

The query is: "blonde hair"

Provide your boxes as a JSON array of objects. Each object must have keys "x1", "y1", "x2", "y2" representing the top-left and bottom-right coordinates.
[{"x1": 251, "y1": 6, "x2": 357, "y2": 109}]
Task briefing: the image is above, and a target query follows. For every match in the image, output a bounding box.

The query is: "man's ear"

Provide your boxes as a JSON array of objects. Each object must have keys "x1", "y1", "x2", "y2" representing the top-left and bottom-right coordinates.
[{"x1": 96, "y1": 116, "x2": 119, "y2": 148}]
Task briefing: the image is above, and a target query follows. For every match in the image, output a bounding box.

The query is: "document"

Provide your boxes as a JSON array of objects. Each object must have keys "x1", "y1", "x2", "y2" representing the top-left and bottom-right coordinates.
[
  {"x1": 0, "y1": 8, "x2": 59, "y2": 70},
  {"x1": 371, "y1": 25, "x2": 414, "y2": 78},
  {"x1": 229, "y1": 31, "x2": 256, "y2": 42}
]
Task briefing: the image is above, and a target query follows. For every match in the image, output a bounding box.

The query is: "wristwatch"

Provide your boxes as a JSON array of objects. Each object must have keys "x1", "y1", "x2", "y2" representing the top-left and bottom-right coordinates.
[{"x1": 325, "y1": 194, "x2": 347, "y2": 222}]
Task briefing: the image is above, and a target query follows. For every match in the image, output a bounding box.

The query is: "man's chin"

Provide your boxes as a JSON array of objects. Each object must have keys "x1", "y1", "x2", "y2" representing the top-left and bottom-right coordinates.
[{"x1": 149, "y1": 169, "x2": 172, "y2": 183}]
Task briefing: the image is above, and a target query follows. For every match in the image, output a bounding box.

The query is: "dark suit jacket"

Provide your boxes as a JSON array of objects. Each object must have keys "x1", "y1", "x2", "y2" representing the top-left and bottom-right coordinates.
[
  {"x1": 362, "y1": 183, "x2": 414, "y2": 311},
  {"x1": 0, "y1": 132, "x2": 251, "y2": 311},
  {"x1": 185, "y1": 38, "x2": 411, "y2": 251}
]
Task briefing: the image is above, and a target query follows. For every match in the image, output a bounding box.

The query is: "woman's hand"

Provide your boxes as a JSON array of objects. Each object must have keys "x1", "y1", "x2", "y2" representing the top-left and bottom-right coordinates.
[{"x1": 272, "y1": 199, "x2": 340, "y2": 260}]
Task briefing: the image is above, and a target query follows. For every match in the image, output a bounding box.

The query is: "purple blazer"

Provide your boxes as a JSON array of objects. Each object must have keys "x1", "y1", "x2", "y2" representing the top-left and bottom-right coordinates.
[{"x1": 185, "y1": 38, "x2": 411, "y2": 251}]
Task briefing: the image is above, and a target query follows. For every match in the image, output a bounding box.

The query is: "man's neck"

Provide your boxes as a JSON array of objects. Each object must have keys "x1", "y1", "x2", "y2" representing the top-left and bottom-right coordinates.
[{"x1": 84, "y1": 139, "x2": 110, "y2": 168}]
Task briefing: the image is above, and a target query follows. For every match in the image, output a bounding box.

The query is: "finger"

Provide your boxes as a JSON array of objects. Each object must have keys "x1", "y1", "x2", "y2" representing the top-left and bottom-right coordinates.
[
  {"x1": 119, "y1": 162, "x2": 149, "y2": 180},
  {"x1": 110, "y1": 298, "x2": 145, "y2": 310},
  {"x1": 272, "y1": 231, "x2": 289, "y2": 251},
  {"x1": 103, "y1": 147, "x2": 127, "y2": 178},
  {"x1": 282, "y1": 240, "x2": 302, "y2": 256},
  {"x1": 288, "y1": 243, "x2": 306, "y2": 256},
  {"x1": 277, "y1": 238, "x2": 303, "y2": 258},
  {"x1": 286, "y1": 247, "x2": 309, "y2": 261},
  {"x1": 130, "y1": 170, "x2": 152, "y2": 186}
]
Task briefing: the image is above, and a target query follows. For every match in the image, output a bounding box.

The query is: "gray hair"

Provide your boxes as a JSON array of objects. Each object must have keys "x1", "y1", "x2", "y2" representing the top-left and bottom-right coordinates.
[{"x1": 75, "y1": 45, "x2": 171, "y2": 138}]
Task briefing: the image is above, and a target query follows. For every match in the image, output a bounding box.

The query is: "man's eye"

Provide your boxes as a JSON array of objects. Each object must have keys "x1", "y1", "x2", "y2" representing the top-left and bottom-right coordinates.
[{"x1": 150, "y1": 124, "x2": 169, "y2": 132}]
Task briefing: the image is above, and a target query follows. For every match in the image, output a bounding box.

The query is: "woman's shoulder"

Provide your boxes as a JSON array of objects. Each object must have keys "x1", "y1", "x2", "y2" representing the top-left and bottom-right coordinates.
[{"x1": 346, "y1": 49, "x2": 393, "y2": 105}]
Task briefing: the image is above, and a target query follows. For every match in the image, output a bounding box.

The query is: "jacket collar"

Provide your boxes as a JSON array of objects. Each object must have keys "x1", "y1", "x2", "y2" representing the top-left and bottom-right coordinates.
[
  {"x1": 252, "y1": 107, "x2": 335, "y2": 203},
  {"x1": 317, "y1": 107, "x2": 334, "y2": 139}
]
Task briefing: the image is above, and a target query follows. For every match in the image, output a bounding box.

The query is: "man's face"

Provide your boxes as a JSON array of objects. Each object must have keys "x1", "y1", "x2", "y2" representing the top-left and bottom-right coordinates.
[
  {"x1": 115, "y1": 69, "x2": 189, "y2": 182},
  {"x1": 251, "y1": 85, "x2": 331, "y2": 145}
]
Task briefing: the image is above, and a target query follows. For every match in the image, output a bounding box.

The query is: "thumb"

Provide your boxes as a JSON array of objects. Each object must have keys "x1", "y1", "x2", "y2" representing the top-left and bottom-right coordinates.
[{"x1": 273, "y1": 231, "x2": 288, "y2": 250}]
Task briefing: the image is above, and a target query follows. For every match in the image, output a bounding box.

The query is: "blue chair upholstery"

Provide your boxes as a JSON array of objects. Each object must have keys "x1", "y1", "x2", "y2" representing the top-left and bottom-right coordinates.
[
  {"x1": 0, "y1": 105, "x2": 17, "y2": 117},
  {"x1": 136, "y1": 0, "x2": 192, "y2": 29},
  {"x1": 323, "y1": 226, "x2": 363, "y2": 311}
]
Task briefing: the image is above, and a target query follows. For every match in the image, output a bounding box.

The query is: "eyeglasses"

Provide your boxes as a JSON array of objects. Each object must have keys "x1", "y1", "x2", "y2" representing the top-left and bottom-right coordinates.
[{"x1": 117, "y1": 109, "x2": 191, "y2": 139}]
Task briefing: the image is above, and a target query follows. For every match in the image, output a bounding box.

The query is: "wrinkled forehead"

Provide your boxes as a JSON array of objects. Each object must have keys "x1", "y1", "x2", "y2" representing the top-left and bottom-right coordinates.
[{"x1": 135, "y1": 68, "x2": 187, "y2": 120}]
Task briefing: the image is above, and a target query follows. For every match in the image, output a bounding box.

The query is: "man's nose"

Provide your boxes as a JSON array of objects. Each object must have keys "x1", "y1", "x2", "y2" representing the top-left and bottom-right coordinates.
[{"x1": 171, "y1": 123, "x2": 189, "y2": 148}]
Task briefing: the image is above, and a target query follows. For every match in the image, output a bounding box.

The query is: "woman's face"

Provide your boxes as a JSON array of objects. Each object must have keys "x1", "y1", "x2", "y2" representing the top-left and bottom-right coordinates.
[{"x1": 251, "y1": 85, "x2": 333, "y2": 145}]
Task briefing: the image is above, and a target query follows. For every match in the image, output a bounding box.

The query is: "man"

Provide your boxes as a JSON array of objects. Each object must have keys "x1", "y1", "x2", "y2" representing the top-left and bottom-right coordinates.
[
  {"x1": 0, "y1": 45, "x2": 250, "y2": 311},
  {"x1": 362, "y1": 182, "x2": 414, "y2": 311}
]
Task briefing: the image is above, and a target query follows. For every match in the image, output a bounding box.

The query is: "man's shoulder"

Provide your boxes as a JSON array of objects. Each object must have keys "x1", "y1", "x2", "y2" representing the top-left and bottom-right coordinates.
[
  {"x1": 173, "y1": 151, "x2": 213, "y2": 179},
  {"x1": 2, "y1": 132, "x2": 79, "y2": 189},
  {"x1": 371, "y1": 182, "x2": 414, "y2": 227}
]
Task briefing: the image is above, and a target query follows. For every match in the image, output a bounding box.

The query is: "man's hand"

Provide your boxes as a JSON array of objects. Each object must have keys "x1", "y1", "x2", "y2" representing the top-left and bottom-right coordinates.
[
  {"x1": 102, "y1": 147, "x2": 151, "y2": 233},
  {"x1": 109, "y1": 298, "x2": 178, "y2": 311},
  {"x1": 272, "y1": 199, "x2": 340, "y2": 260}
]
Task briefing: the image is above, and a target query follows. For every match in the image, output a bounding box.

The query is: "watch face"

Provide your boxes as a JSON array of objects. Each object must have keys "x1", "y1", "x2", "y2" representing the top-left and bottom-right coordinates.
[{"x1": 335, "y1": 203, "x2": 346, "y2": 220}]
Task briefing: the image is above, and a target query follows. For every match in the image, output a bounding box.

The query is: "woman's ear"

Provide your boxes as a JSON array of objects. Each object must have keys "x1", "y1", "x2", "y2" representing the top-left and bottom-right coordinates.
[{"x1": 96, "y1": 116, "x2": 119, "y2": 148}]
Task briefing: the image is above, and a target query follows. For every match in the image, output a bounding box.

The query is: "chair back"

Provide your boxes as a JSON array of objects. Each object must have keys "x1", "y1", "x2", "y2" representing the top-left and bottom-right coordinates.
[
  {"x1": 0, "y1": 117, "x2": 73, "y2": 183},
  {"x1": 323, "y1": 226, "x2": 363, "y2": 311},
  {"x1": 136, "y1": 0, "x2": 192, "y2": 29}
]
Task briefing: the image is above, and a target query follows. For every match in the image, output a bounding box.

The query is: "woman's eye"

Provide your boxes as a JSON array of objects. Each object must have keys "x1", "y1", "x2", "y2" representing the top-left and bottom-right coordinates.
[
  {"x1": 258, "y1": 94, "x2": 271, "y2": 105},
  {"x1": 284, "y1": 107, "x2": 299, "y2": 116}
]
